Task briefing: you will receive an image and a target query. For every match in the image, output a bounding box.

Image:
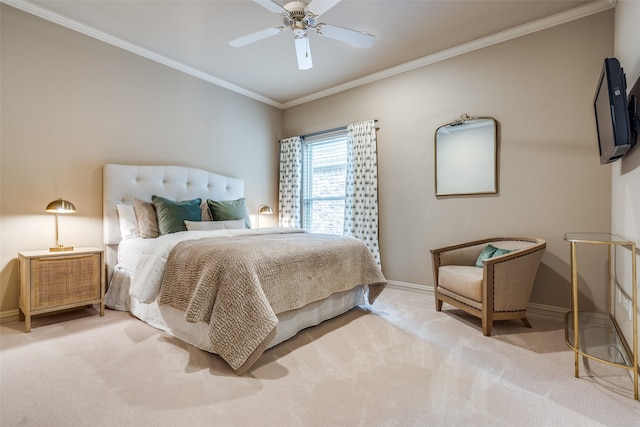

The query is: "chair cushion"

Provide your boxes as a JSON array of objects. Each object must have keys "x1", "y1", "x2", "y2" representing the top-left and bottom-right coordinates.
[{"x1": 438, "y1": 265, "x2": 483, "y2": 302}]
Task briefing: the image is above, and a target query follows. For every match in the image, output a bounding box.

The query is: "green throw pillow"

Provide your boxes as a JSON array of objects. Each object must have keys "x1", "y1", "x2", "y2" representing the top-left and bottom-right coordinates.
[
  {"x1": 152, "y1": 195, "x2": 202, "y2": 235},
  {"x1": 207, "y1": 198, "x2": 251, "y2": 229},
  {"x1": 474, "y1": 244, "x2": 512, "y2": 267}
]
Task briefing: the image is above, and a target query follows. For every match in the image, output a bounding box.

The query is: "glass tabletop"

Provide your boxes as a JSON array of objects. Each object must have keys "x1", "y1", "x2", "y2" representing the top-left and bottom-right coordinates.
[{"x1": 564, "y1": 232, "x2": 634, "y2": 245}]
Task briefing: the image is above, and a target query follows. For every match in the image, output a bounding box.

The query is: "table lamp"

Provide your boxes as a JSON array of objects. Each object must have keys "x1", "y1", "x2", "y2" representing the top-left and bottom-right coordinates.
[
  {"x1": 46, "y1": 198, "x2": 76, "y2": 252},
  {"x1": 256, "y1": 204, "x2": 273, "y2": 229}
]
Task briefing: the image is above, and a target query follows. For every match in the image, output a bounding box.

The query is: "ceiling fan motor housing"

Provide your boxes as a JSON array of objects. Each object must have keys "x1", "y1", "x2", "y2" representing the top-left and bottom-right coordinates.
[
  {"x1": 284, "y1": 1, "x2": 308, "y2": 18},
  {"x1": 283, "y1": 1, "x2": 318, "y2": 30}
]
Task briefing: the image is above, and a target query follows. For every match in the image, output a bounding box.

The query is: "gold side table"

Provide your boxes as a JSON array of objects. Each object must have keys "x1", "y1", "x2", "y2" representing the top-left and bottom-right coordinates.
[{"x1": 563, "y1": 233, "x2": 637, "y2": 400}]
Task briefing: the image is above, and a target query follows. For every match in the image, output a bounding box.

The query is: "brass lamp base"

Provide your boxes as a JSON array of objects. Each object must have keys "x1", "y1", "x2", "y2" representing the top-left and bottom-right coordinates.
[{"x1": 50, "y1": 246, "x2": 74, "y2": 252}]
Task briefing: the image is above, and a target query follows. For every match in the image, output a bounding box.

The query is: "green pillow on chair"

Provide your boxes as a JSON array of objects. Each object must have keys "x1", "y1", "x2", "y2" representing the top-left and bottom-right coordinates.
[{"x1": 475, "y1": 244, "x2": 512, "y2": 267}]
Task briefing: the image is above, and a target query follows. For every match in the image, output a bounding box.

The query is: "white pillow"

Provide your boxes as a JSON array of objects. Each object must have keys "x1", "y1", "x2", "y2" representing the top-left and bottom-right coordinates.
[
  {"x1": 116, "y1": 203, "x2": 139, "y2": 239},
  {"x1": 184, "y1": 219, "x2": 245, "y2": 231}
]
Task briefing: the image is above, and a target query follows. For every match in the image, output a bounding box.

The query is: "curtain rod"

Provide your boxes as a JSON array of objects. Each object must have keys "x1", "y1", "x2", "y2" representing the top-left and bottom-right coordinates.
[{"x1": 301, "y1": 119, "x2": 378, "y2": 139}]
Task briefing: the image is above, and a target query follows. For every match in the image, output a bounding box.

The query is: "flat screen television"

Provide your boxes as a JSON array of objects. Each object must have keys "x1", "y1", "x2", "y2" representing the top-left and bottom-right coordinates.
[
  {"x1": 593, "y1": 57, "x2": 636, "y2": 164},
  {"x1": 629, "y1": 75, "x2": 640, "y2": 147}
]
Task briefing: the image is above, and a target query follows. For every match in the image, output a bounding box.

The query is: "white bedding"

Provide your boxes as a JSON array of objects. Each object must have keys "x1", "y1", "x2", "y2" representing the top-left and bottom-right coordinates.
[
  {"x1": 131, "y1": 227, "x2": 304, "y2": 304},
  {"x1": 105, "y1": 230, "x2": 367, "y2": 352},
  {"x1": 129, "y1": 284, "x2": 366, "y2": 352},
  {"x1": 116, "y1": 237, "x2": 150, "y2": 272},
  {"x1": 102, "y1": 163, "x2": 377, "y2": 367}
]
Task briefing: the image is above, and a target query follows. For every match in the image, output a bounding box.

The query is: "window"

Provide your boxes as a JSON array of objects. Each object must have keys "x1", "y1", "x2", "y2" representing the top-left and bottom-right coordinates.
[
  {"x1": 279, "y1": 120, "x2": 379, "y2": 264},
  {"x1": 301, "y1": 131, "x2": 348, "y2": 235}
]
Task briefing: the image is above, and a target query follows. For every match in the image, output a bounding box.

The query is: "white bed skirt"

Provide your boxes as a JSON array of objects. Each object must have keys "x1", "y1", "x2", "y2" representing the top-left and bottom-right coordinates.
[{"x1": 106, "y1": 267, "x2": 367, "y2": 351}]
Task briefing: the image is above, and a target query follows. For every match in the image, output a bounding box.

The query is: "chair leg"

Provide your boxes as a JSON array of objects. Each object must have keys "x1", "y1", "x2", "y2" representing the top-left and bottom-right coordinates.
[
  {"x1": 521, "y1": 317, "x2": 532, "y2": 328},
  {"x1": 435, "y1": 298, "x2": 443, "y2": 312}
]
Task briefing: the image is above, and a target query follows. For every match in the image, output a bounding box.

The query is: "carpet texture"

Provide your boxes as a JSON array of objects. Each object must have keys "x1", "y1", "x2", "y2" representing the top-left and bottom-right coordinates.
[{"x1": 1, "y1": 287, "x2": 639, "y2": 426}]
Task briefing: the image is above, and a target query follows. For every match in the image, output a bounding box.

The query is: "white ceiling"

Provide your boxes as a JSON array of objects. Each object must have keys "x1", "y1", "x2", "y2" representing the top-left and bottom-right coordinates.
[{"x1": 8, "y1": 0, "x2": 612, "y2": 108}]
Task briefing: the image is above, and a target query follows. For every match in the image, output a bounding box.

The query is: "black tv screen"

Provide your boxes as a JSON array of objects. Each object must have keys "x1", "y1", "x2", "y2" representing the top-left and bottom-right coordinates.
[{"x1": 593, "y1": 57, "x2": 632, "y2": 164}]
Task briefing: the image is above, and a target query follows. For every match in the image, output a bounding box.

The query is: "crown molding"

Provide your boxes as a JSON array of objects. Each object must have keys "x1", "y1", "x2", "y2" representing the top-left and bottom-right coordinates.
[
  {"x1": 3, "y1": 0, "x2": 613, "y2": 110},
  {"x1": 283, "y1": 0, "x2": 614, "y2": 108},
  {"x1": 2, "y1": 0, "x2": 285, "y2": 108}
]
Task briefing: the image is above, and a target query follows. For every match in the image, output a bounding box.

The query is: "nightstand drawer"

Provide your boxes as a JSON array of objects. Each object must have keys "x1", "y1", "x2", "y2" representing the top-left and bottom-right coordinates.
[{"x1": 31, "y1": 254, "x2": 101, "y2": 310}]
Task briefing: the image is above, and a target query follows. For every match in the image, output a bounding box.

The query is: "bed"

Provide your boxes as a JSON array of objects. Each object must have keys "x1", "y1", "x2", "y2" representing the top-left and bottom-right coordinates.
[{"x1": 102, "y1": 164, "x2": 386, "y2": 374}]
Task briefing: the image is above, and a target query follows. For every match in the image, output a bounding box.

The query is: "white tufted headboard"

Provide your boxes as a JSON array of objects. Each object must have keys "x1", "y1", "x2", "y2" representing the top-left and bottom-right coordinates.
[{"x1": 103, "y1": 164, "x2": 245, "y2": 274}]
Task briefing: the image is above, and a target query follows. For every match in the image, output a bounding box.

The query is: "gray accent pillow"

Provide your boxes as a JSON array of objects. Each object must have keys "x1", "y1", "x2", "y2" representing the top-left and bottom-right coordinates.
[
  {"x1": 152, "y1": 195, "x2": 202, "y2": 235},
  {"x1": 133, "y1": 198, "x2": 159, "y2": 238},
  {"x1": 207, "y1": 198, "x2": 251, "y2": 229}
]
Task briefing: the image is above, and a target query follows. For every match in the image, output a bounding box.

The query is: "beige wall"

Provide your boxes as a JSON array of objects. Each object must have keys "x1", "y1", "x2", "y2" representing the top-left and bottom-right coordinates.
[
  {"x1": 0, "y1": 4, "x2": 624, "y2": 319},
  {"x1": 283, "y1": 11, "x2": 615, "y2": 310},
  {"x1": 613, "y1": 0, "x2": 640, "y2": 352},
  {"x1": 0, "y1": 5, "x2": 282, "y2": 314}
]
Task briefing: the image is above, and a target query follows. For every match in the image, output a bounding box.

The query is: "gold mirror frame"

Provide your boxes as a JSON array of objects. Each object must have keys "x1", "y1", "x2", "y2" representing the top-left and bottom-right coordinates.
[{"x1": 434, "y1": 116, "x2": 498, "y2": 197}]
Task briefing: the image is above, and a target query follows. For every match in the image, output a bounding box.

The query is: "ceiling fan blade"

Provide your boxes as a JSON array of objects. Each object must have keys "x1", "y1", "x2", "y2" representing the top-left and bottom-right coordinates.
[
  {"x1": 294, "y1": 36, "x2": 313, "y2": 70},
  {"x1": 306, "y1": 0, "x2": 341, "y2": 17},
  {"x1": 316, "y1": 23, "x2": 375, "y2": 48},
  {"x1": 229, "y1": 27, "x2": 284, "y2": 47},
  {"x1": 253, "y1": 0, "x2": 288, "y2": 15}
]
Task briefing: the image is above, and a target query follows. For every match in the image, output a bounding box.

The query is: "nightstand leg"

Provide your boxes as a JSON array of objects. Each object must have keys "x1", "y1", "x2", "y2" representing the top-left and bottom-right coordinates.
[{"x1": 18, "y1": 308, "x2": 31, "y2": 333}]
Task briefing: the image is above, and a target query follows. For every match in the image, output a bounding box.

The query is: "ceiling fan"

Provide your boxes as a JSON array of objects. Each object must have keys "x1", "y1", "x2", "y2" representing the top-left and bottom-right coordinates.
[{"x1": 229, "y1": 0, "x2": 375, "y2": 70}]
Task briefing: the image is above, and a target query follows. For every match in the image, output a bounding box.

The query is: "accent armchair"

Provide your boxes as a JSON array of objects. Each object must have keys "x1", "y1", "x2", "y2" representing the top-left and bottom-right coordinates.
[{"x1": 431, "y1": 237, "x2": 546, "y2": 336}]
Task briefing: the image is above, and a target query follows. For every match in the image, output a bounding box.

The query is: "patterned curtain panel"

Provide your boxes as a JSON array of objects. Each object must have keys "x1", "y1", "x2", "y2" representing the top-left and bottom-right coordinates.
[
  {"x1": 278, "y1": 136, "x2": 303, "y2": 228},
  {"x1": 345, "y1": 120, "x2": 381, "y2": 265}
]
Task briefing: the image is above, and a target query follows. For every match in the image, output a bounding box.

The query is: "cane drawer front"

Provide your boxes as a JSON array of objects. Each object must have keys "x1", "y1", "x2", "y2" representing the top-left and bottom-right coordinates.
[{"x1": 31, "y1": 253, "x2": 101, "y2": 310}]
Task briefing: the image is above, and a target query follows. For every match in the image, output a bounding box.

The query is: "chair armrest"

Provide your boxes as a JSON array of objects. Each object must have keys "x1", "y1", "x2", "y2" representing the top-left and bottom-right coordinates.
[
  {"x1": 483, "y1": 242, "x2": 546, "y2": 311},
  {"x1": 481, "y1": 241, "x2": 546, "y2": 267},
  {"x1": 431, "y1": 238, "x2": 498, "y2": 267}
]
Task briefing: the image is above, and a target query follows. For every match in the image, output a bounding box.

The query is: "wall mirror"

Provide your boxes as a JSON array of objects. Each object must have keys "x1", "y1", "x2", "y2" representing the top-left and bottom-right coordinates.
[{"x1": 435, "y1": 115, "x2": 498, "y2": 196}]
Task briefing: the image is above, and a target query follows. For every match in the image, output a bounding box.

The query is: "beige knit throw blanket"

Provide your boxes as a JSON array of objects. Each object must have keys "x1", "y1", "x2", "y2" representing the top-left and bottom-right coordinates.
[{"x1": 158, "y1": 232, "x2": 386, "y2": 374}]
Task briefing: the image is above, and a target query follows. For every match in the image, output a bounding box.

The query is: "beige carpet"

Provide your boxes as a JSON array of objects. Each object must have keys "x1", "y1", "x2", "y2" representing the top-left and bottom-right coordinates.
[{"x1": 1, "y1": 287, "x2": 639, "y2": 426}]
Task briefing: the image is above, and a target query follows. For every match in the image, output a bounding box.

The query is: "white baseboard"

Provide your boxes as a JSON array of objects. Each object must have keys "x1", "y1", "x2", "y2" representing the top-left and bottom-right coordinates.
[
  {"x1": 527, "y1": 302, "x2": 569, "y2": 318},
  {"x1": 0, "y1": 309, "x2": 20, "y2": 323},
  {"x1": 387, "y1": 280, "x2": 434, "y2": 294},
  {"x1": 0, "y1": 281, "x2": 570, "y2": 323},
  {"x1": 387, "y1": 280, "x2": 568, "y2": 318}
]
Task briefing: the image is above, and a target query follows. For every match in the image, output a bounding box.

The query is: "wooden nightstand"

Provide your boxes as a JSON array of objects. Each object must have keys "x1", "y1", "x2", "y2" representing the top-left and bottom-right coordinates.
[{"x1": 18, "y1": 247, "x2": 105, "y2": 332}]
